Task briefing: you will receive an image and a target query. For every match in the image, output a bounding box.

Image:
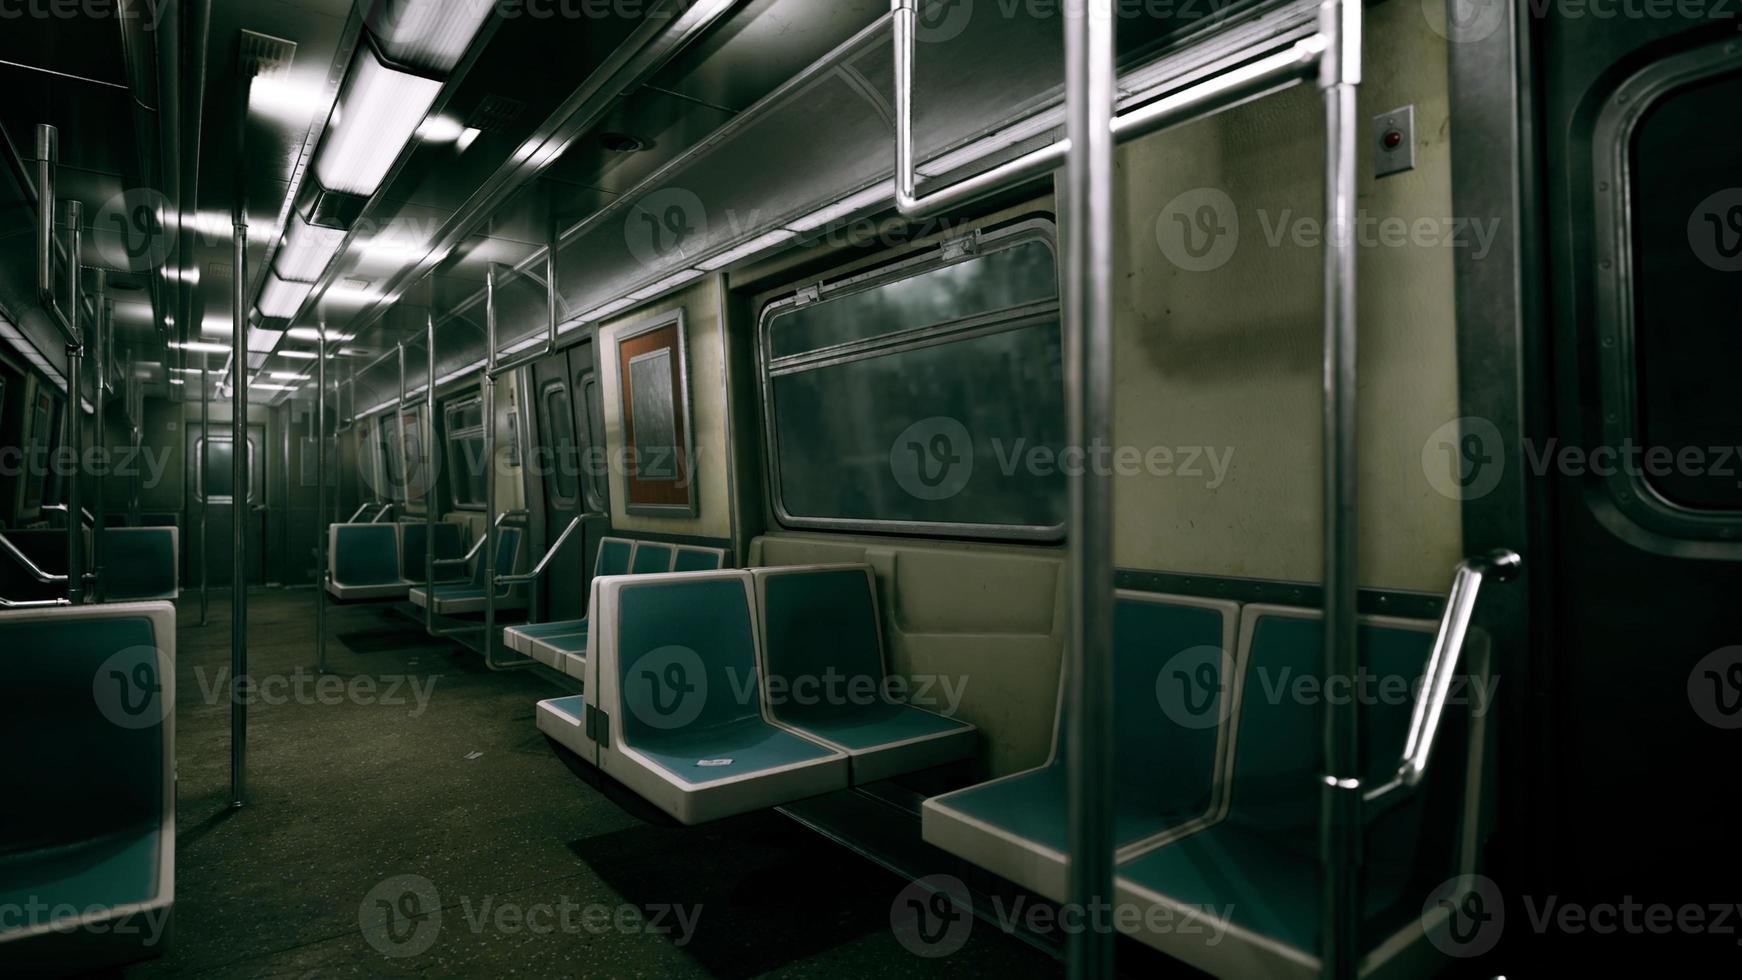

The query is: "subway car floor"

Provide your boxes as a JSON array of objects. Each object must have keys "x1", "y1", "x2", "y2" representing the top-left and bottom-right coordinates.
[{"x1": 136, "y1": 590, "x2": 1057, "y2": 979}]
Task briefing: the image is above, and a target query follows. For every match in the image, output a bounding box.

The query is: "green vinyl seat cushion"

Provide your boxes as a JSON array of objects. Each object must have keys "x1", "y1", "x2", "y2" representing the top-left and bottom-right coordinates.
[
  {"x1": 594, "y1": 573, "x2": 847, "y2": 824},
  {"x1": 1113, "y1": 609, "x2": 1475, "y2": 975},
  {"x1": 331, "y1": 524, "x2": 400, "y2": 586},
  {"x1": 629, "y1": 542, "x2": 675, "y2": 574},
  {"x1": 673, "y1": 546, "x2": 727, "y2": 572},
  {"x1": 755, "y1": 566, "x2": 975, "y2": 783},
  {"x1": 98, "y1": 528, "x2": 179, "y2": 600},
  {"x1": 596, "y1": 538, "x2": 635, "y2": 576},
  {"x1": 921, "y1": 593, "x2": 1235, "y2": 901}
]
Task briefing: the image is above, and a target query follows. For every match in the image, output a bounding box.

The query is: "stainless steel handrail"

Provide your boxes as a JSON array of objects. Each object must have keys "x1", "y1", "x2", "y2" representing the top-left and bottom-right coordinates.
[
  {"x1": 345, "y1": 502, "x2": 377, "y2": 523},
  {"x1": 1364, "y1": 549, "x2": 1522, "y2": 805},
  {"x1": 1, "y1": 532, "x2": 69, "y2": 584},
  {"x1": 41, "y1": 504, "x2": 97, "y2": 526},
  {"x1": 370, "y1": 503, "x2": 396, "y2": 523},
  {"x1": 0, "y1": 596, "x2": 72, "y2": 609},
  {"x1": 890, "y1": 0, "x2": 1326, "y2": 220},
  {"x1": 495, "y1": 514, "x2": 596, "y2": 587}
]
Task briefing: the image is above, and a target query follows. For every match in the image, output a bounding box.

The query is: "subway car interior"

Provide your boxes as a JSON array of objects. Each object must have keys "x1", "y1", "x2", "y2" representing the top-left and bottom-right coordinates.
[{"x1": 1, "y1": 0, "x2": 1738, "y2": 977}]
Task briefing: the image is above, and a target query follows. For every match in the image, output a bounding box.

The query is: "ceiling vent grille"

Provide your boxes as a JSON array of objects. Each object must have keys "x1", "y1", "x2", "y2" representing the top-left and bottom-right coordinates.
[
  {"x1": 240, "y1": 30, "x2": 298, "y2": 80},
  {"x1": 465, "y1": 95, "x2": 527, "y2": 134}
]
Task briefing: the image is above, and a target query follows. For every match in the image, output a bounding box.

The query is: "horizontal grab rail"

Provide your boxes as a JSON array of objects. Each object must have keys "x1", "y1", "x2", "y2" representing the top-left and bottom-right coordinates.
[
  {"x1": 41, "y1": 503, "x2": 97, "y2": 527},
  {"x1": 1365, "y1": 549, "x2": 1522, "y2": 805},
  {"x1": 495, "y1": 514, "x2": 600, "y2": 586},
  {"x1": 891, "y1": 0, "x2": 1326, "y2": 219},
  {"x1": 0, "y1": 595, "x2": 72, "y2": 609}
]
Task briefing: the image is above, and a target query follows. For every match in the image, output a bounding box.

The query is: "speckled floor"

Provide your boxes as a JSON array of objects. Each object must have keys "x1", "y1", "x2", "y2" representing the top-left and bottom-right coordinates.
[{"x1": 129, "y1": 590, "x2": 1059, "y2": 979}]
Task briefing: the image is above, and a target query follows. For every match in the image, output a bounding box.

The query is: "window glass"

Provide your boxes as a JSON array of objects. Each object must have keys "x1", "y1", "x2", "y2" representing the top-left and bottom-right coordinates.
[
  {"x1": 768, "y1": 239, "x2": 1059, "y2": 359},
  {"x1": 444, "y1": 397, "x2": 488, "y2": 509},
  {"x1": 543, "y1": 383, "x2": 580, "y2": 504},
  {"x1": 1629, "y1": 69, "x2": 1742, "y2": 510},
  {"x1": 763, "y1": 229, "x2": 1066, "y2": 537}
]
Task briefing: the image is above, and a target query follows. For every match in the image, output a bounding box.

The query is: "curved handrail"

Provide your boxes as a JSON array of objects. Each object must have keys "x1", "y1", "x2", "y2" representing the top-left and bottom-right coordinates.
[
  {"x1": 0, "y1": 532, "x2": 68, "y2": 584},
  {"x1": 434, "y1": 510, "x2": 528, "y2": 568},
  {"x1": 1365, "y1": 549, "x2": 1522, "y2": 804},
  {"x1": 495, "y1": 513, "x2": 600, "y2": 587}
]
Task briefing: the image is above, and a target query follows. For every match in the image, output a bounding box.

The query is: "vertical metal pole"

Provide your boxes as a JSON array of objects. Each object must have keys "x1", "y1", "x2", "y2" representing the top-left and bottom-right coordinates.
[
  {"x1": 230, "y1": 213, "x2": 248, "y2": 809},
  {"x1": 397, "y1": 342, "x2": 409, "y2": 519},
  {"x1": 92, "y1": 278, "x2": 109, "y2": 600},
  {"x1": 316, "y1": 332, "x2": 328, "y2": 674},
  {"x1": 425, "y1": 314, "x2": 438, "y2": 631},
  {"x1": 200, "y1": 348, "x2": 210, "y2": 625},
  {"x1": 64, "y1": 201, "x2": 85, "y2": 606},
  {"x1": 1063, "y1": 2, "x2": 1116, "y2": 978},
  {"x1": 482, "y1": 266, "x2": 499, "y2": 665},
  {"x1": 1317, "y1": 0, "x2": 1363, "y2": 977}
]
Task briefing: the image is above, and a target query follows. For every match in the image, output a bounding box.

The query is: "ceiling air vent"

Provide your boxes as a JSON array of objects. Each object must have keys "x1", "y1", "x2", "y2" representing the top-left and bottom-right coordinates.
[{"x1": 465, "y1": 95, "x2": 527, "y2": 134}]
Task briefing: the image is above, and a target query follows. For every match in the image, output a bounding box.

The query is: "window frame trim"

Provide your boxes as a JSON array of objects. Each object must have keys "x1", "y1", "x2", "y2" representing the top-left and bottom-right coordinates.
[
  {"x1": 757, "y1": 216, "x2": 1065, "y2": 542},
  {"x1": 538, "y1": 377, "x2": 582, "y2": 509},
  {"x1": 1591, "y1": 39, "x2": 1742, "y2": 552},
  {"x1": 442, "y1": 394, "x2": 488, "y2": 512}
]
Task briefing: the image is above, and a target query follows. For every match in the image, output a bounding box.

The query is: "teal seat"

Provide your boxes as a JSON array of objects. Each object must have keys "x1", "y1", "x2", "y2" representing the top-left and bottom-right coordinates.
[
  {"x1": 99, "y1": 527, "x2": 179, "y2": 601},
  {"x1": 535, "y1": 694, "x2": 591, "y2": 758},
  {"x1": 400, "y1": 522, "x2": 465, "y2": 585},
  {"x1": 673, "y1": 546, "x2": 727, "y2": 572},
  {"x1": 1113, "y1": 607, "x2": 1483, "y2": 978},
  {"x1": 505, "y1": 536, "x2": 639, "y2": 664},
  {"x1": 410, "y1": 527, "x2": 525, "y2": 615},
  {"x1": 752, "y1": 565, "x2": 975, "y2": 784},
  {"x1": 629, "y1": 542, "x2": 675, "y2": 574},
  {"x1": 326, "y1": 524, "x2": 406, "y2": 600},
  {"x1": 0, "y1": 602, "x2": 175, "y2": 969},
  {"x1": 921, "y1": 592, "x2": 1238, "y2": 902},
  {"x1": 591, "y1": 571, "x2": 848, "y2": 824}
]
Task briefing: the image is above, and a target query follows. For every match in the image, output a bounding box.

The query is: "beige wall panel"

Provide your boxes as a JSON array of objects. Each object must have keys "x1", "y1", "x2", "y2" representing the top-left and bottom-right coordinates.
[{"x1": 1111, "y1": 1, "x2": 1462, "y2": 591}]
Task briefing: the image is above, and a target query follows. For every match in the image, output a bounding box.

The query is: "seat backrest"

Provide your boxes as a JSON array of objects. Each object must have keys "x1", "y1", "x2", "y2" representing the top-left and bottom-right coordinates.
[
  {"x1": 0, "y1": 602, "x2": 172, "y2": 860},
  {"x1": 1227, "y1": 607, "x2": 1437, "y2": 833},
  {"x1": 630, "y1": 541, "x2": 676, "y2": 575},
  {"x1": 674, "y1": 546, "x2": 728, "y2": 572},
  {"x1": 401, "y1": 522, "x2": 463, "y2": 580},
  {"x1": 330, "y1": 524, "x2": 401, "y2": 585},
  {"x1": 608, "y1": 572, "x2": 762, "y2": 744},
  {"x1": 595, "y1": 537, "x2": 636, "y2": 577},
  {"x1": 753, "y1": 566, "x2": 886, "y2": 720},
  {"x1": 99, "y1": 527, "x2": 179, "y2": 600}
]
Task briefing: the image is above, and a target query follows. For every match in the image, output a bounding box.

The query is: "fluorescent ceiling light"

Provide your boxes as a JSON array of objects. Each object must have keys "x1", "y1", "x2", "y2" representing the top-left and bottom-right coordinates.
[
  {"x1": 322, "y1": 283, "x2": 382, "y2": 306},
  {"x1": 258, "y1": 273, "x2": 314, "y2": 319},
  {"x1": 788, "y1": 186, "x2": 892, "y2": 234},
  {"x1": 315, "y1": 44, "x2": 442, "y2": 196},
  {"x1": 287, "y1": 327, "x2": 352, "y2": 342},
  {"x1": 366, "y1": 0, "x2": 495, "y2": 74},
  {"x1": 699, "y1": 229, "x2": 801, "y2": 271},
  {"x1": 276, "y1": 214, "x2": 348, "y2": 283},
  {"x1": 253, "y1": 383, "x2": 301, "y2": 392},
  {"x1": 248, "y1": 327, "x2": 285, "y2": 352},
  {"x1": 277, "y1": 350, "x2": 319, "y2": 360},
  {"x1": 173, "y1": 341, "x2": 232, "y2": 354},
  {"x1": 268, "y1": 371, "x2": 304, "y2": 380},
  {"x1": 202, "y1": 315, "x2": 233, "y2": 336},
  {"x1": 250, "y1": 74, "x2": 324, "y2": 127},
  {"x1": 169, "y1": 378, "x2": 185, "y2": 385},
  {"x1": 578, "y1": 295, "x2": 638, "y2": 323},
  {"x1": 628, "y1": 268, "x2": 705, "y2": 301}
]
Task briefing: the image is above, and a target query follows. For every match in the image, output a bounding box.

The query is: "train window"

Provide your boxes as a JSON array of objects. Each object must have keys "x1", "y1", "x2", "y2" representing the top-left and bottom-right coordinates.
[
  {"x1": 401, "y1": 409, "x2": 427, "y2": 509},
  {"x1": 197, "y1": 437, "x2": 255, "y2": 504},
  {"x1": 21, "y1": 389, "x2": 54, "y2": 511},
  {"x1": 378, "y1": 417, "x2": 404, "y2": 502},
  {"x1": 1627, "y1": 68, "x2": 1742, "y2": 511},
  {"x1": 540, "y1": 380, "x2": 580, "y2": 506},
  {"x1": 761, "y1": 223, "x2": 1066, "y2": 539},
  {"x1": 578, "y1": 373, "x2": 607, "y2": 511},
  {"x1": 444, "y1": 397, "x2": 488, "y2": 510}
]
